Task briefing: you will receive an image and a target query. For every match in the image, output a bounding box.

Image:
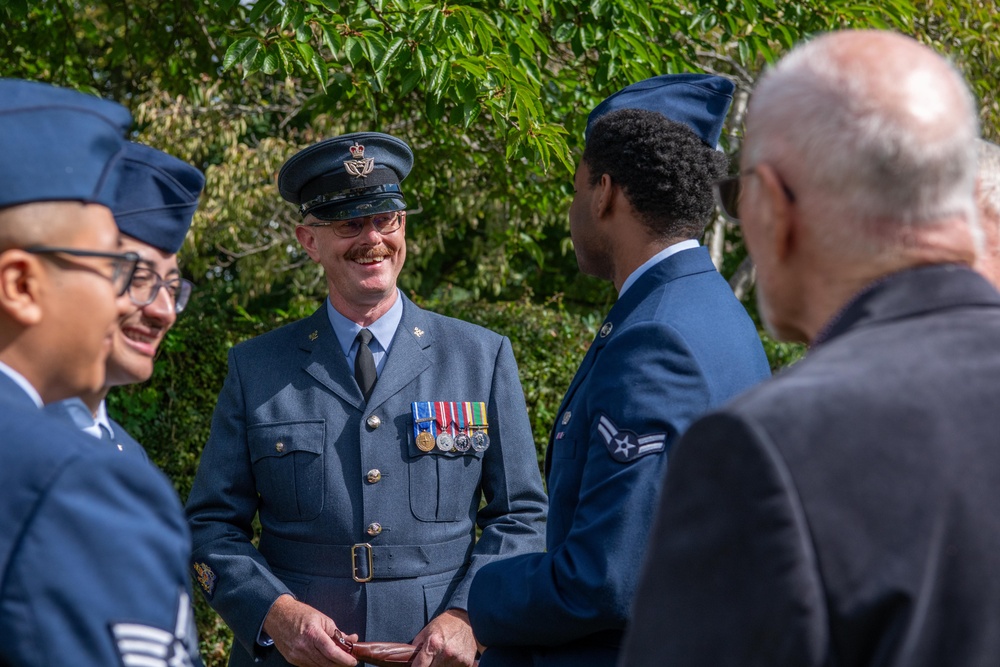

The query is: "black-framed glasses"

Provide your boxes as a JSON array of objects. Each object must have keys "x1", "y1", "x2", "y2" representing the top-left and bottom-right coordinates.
[
  {"x1": 24, "y1": 246, "x2": 140, "y2": 297},
  {"x1": 127, "y1": 265, "x2": 194, "y2": 314},
  {"x1": 713, "y1": 167, "x2": 797, "y2": 223},
  {"x1": 306, "y1": 210, "x2": 405, "y2": 238}
]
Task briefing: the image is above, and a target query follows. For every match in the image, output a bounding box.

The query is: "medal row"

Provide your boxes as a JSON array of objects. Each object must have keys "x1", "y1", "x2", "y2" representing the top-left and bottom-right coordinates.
[{"x1": 411, "y1": 401, "x2": 491, "y2": 454}]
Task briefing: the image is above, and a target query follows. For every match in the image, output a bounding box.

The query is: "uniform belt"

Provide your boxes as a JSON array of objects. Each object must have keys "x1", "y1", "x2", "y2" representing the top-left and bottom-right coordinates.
[{"x1": 258, "y1": 533, "x2": 473, "y2": 581}]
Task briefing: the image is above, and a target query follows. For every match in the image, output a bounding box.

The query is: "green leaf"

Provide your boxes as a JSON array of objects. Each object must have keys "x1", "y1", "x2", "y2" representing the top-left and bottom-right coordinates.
[
  {"x1": 242, "y1": 42, "x2": 265, "y2": 78},
  {"x1": 429, "y1": 60, "x2": 450, "y2": 97},
  {"x1": 426, "y1": 94, "x2": 446, "y2": 123},
  {"x1": 247, "y1": 0, "x2": 277, "y2": 24},
  {"x1": 261, "y1": 46, "x2": 280, "y2": 74},
  {"x1": 345, "y1": 36, "x2": 364, "y2": 67},
  {"x1": 296, "y1": 24, "x2": 312, "y2": 43},
  {"x1": 376, "y1": 37, "x2": 406, "y2": 72},
  {"x1": 552, "y1": 22, "x2": 575, "y2": 42},
  {"x1": 400, "y1": 69, "x2": 421, "y2": 96},
  {"x1": 310, "y1": 50, "x2": 328, "y2": 90},
  {"x1": 222, "y1": 37, "x2": 258, "y2": 71},
  {"x1": 742, "y1": 0, "x2": 759, "y2": 24}
]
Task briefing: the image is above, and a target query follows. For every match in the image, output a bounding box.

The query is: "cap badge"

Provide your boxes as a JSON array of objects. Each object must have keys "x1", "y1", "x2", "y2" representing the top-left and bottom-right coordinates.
[{"x1": 344, "y1": 142, "x2": 375, "y2": 178}]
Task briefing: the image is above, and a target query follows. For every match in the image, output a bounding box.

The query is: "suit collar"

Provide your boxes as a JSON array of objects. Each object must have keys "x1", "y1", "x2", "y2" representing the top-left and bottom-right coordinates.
[{"x1": 814, "y1": 264, "x2": 1000, "y2": 346}]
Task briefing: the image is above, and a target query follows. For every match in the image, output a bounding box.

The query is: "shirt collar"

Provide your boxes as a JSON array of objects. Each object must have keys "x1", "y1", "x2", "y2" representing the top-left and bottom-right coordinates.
[
  {"x1": 0, "y1": 360, "x2": 43, "y2": 408},
  {"x1": 618, "y1": 239, "x2": 700, "y2": 298},
  {"x1": 326, "y1": 289, "x2": 404, "y2": 357}
]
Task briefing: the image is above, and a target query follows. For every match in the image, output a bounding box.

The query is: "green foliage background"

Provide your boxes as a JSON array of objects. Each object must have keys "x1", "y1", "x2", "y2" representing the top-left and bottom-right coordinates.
[{"x1": 3, "y1": 0, "x2": 998, "y2": 662}]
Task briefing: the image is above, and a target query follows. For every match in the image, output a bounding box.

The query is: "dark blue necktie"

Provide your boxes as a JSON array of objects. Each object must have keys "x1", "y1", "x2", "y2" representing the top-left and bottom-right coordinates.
[{"x1": 354, "y1": 329, "x2": 377, "y2": 402}]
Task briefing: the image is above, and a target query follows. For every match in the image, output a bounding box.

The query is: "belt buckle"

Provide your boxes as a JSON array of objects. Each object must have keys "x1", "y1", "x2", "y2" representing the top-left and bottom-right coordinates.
[{"x1": 351, "y1": 543, "x2": 374, "y2": 583}]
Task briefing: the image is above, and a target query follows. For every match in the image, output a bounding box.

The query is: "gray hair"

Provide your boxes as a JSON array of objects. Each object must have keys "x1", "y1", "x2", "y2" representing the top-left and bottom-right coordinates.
[
  {"x1": 746, "y1": 32, "x2": 979, "y2": 256},
  {"x1": 980, "y1": 140, "x2": 1000, "y2": 219}
]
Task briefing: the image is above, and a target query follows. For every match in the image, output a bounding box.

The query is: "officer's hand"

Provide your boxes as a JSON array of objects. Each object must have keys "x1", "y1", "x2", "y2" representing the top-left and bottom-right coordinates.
[
  {"x1": 410, "y1": 608, "x2": 478, "y2": 667},
  {"x1": 263, "y1": 594, "x2": 359, "y2": 667}
]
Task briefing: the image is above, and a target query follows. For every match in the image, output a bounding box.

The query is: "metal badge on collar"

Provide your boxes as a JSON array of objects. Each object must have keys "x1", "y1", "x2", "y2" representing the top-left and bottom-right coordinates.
[
  {"x1": 308, "y1": 330, "x2": 319, "y2": 341},
  {"x1": 599, "y1": 322, "x2": 613, "y2": 338},
  {"x1": 344, "y1": 143, "x2": 375, "y2": 178},
  {"x1": 596, "y1": 414, "x2": 666, "y2": 463},
  {"x1": 413, "y1": 326, "x2": 424, "y2": 337}
]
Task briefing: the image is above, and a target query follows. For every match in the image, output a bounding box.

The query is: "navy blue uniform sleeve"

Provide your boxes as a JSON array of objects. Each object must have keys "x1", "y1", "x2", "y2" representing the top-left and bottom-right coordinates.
[
  {"x1": 186, "y1": 346, "x2": 292, "y2": 657},
  {"x1": 618, "y1": 412, "x2": 828, "y2": 667},
  {"x1": 1, "y1": 453, "x2": 201, "y2": 667},
  {"x1": 469, "y1": 322, "x2": 710, "y2": 647},
  {"x1": 446, "y1": 336, "x2": 548, "y2": 611}
]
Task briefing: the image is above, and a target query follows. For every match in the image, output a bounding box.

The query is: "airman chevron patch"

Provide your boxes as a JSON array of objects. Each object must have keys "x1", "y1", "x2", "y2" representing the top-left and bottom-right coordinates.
[{"x1": 597, "y1": 414, "x2": 667, "y2": 463}]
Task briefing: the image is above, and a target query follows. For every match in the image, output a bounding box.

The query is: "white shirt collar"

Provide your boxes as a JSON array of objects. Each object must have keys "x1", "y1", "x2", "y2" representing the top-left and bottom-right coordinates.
[
  {"x1": 0, "y1": 360, "x2": 43, "y2": 408},
  {"x1": 618, "y1": 239, "x2": 700, "y2": 298}
]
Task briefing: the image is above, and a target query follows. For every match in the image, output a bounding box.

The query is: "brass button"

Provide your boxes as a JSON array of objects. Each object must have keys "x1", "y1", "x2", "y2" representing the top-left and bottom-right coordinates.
[
  {"x1": 366, "y1": 414, "x2": 381, "y2": 429},
  {"x1": 366, "y1": 469, "x2": 382, "y2": 484},
  {"x1": 366, "y1": 522, "x2": 382, "y2": 536},
  {"x1": 275, "y1": 442, "x2": 285, "y2": 453}
]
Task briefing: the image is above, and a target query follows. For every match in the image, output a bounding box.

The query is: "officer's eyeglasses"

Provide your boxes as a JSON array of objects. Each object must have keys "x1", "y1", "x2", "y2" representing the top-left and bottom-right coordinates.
[
  {"x1": 127, "y1": 265, "x2": 194, "y2": 314},
  {"x1": 307, "y1": 211, "x2": 404, "y2": 238},
  {"x1": 24, "y1": 246, "x2": 140, "y2": 297}
]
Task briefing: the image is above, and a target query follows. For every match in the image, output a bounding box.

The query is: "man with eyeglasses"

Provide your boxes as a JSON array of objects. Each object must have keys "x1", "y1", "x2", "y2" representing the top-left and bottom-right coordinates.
[
  {"x1": 0, "y1": 79, "x2": 202, "y2": 666},
  {"x1": 620, "y1": 31, "x2": 1000, "y2": 667},
  {"x1": 47, "y1": 142, "x2": 203, "y2": 461},
  {"x1": 186, "y1": 132, "x2": 546, "y2": 667},
  {"x1": 464, "y1": 75, "x2": 770, "y2": 667}
]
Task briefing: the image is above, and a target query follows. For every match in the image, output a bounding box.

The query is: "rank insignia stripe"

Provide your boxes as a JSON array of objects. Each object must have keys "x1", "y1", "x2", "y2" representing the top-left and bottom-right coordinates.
[
  {"x1": 110, "y1": 591, "x2": 196, "y2": 667},
  {"x1": 596, "y1": 414, "x2": 666, "y2": 463}
]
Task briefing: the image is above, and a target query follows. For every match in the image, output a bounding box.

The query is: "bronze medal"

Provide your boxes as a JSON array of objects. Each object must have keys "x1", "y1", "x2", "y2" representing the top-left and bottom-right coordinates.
[{"x1": 416, "y1": 431, "x2": 436, "y2": 452}]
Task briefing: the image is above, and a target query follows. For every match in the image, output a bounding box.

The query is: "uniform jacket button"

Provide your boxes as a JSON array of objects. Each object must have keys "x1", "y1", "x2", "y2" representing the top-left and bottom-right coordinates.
[
  {"x1": 275, "y1": 441, "x2": 285, "y2": 453},
  {"x1": 366, "y1": 414, "x2": 381, "y2": 429},
  {"x1": 367, "y1": 469, "x2": 382, "y2": 484},
  {"x1": 366, "y1": 522, "x2": 382, "y2": 536}
]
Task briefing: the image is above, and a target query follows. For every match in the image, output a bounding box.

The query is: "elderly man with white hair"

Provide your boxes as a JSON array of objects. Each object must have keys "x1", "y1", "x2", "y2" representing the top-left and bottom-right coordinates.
[{"x1": 619, "y1": 31, "x2": 1000, "y2": 667}]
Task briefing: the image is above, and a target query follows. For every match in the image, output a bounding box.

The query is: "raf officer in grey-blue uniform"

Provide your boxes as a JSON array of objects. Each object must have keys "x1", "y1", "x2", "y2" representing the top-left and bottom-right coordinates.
[
  {"x1": 47, "y1": 142, "x2": 204, "y2": 462},
  {"x1": 467, "y1": 75, "x2": 772, "y2": 666},
  {"x1": 0, "y1": 79, "x2": 201, "y2": 667},
  {"x1": 186, "y1": 132, "x2": 547, "y2": 667}
]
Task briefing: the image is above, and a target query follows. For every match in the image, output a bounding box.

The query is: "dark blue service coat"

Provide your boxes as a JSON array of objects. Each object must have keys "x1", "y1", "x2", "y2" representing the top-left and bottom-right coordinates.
[
  {"x1": 468, "y1": 247, "x2": 771, "y2": 666},
  {"x1": 186, "y1": 296, "x2": 547, "y2": 665},
  {"x1": 0, "y1": 373, "x2": 200, "y2": 667}
]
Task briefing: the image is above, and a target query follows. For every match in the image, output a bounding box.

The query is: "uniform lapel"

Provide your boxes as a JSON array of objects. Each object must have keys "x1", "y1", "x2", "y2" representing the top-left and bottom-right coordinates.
[
  {"x1": 299, "y1": 307, "x2": 365, "y2": 410},
  {"x1": 366, "y1": 296, "x2": 432, "y2": 410}
]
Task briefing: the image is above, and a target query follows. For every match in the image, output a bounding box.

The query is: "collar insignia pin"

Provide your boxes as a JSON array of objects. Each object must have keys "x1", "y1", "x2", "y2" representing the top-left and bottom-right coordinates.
[
  {"x1": 344, "y1": 143, "x2": 375, "y2": 178},
  {"x1": 413, "y1": 327, "x2": 424, "y2": 338},
  {"x1": 599, "y1": 322, "x2": 613, "y2": 338},
  {"x1": 308, "y1": 330, "x2": 319, "y2": 341}
]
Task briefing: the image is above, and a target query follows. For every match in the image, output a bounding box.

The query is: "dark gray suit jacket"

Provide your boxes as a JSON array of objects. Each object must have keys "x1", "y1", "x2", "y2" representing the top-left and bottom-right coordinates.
[
  {"x1": 621, "y1": 264, "x2": 1000, "y2": 667},
  {"x1": 186, "y1": 295, "x2": 547, "y2": 665}
]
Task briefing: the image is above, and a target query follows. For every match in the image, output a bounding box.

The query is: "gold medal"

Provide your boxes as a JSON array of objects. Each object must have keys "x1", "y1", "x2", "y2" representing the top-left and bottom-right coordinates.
[{"x1": 416, "y1": 431, "x2": 436, "y2": 452}]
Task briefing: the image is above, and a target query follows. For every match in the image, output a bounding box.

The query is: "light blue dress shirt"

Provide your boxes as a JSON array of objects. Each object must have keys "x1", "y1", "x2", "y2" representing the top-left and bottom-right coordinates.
[{"x1": 325, "y1": 288, "x2": 404, "y2": 378}]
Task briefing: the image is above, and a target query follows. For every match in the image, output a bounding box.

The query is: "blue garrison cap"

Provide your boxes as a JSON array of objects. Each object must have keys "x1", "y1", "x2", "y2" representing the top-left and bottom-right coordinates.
[
  {"x1": 585, "y1": 74, "x2": 735, "y2": 147},
  {"x1": 105, "y1": 143, "x2": 204, "y2": 254},
  {"x1": 278, "y1": 132, "x2": 413, "y2": 220},
  {"x1": 0, "y1": 78, "x2": 131, "y2": 209}
]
